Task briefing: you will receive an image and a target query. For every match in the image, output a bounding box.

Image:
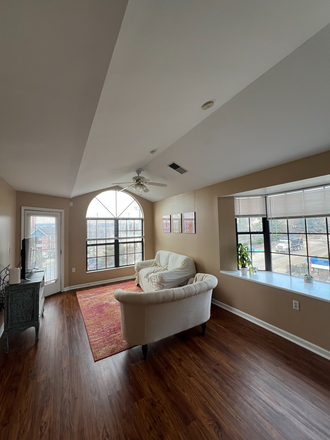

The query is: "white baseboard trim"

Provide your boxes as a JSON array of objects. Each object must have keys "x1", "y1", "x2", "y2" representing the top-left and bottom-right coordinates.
[
  {"x1": 212, "y1": 299, "x2": 330, "y2": 361},
  {"x1": 64, "y1": 275, "x2": 135, "y2": 292}
]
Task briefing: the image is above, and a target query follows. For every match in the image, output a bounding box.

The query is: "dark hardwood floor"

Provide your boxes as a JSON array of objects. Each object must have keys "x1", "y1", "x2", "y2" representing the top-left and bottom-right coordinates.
[{"x1": 1, "y1": 289, "x2": 330, "y2": 440}]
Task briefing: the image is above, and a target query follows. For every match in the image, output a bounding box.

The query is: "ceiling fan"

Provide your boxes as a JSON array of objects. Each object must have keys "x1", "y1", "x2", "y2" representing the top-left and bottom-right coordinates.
[{"x1": 111, "y1": 168, "x2": 167, "y2": 193}]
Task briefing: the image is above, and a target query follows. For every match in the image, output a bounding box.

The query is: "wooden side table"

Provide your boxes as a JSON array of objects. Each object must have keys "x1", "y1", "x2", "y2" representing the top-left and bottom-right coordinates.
[{"x1": 3, "y1": 271, "x2": 45, "y2": 352}]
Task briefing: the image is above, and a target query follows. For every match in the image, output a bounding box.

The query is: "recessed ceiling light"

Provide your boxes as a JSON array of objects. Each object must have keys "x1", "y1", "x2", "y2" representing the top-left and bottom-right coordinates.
[{"x1": 201, "y1": 100, "x2": 214, "y2": 110}]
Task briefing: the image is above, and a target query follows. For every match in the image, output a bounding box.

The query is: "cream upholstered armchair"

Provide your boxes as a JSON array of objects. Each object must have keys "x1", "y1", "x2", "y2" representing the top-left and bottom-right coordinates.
[
  {"x1": 135, "y1": 250, "x2": 196, "y2": 292},
  {"x1": 114, "y1": 273, "x2": 218, "y2": 359}
]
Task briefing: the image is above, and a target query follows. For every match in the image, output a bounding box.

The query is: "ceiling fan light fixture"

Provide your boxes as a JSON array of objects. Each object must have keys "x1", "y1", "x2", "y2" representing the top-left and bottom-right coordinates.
[
  {"x1": 132, "y1": 183, "x2": 142, "y2": 192},
  {"x1": 112, "y1": 168, "x2": 167, "y2": 194}
]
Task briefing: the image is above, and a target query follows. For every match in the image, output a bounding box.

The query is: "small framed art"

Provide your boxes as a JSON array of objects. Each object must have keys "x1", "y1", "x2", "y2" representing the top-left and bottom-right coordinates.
[
  {"x1": 183, "y1": 212, "x2": 196, "y2": 234},
  {"x1": 163, "y1": 215, "x2": 171, "y2": 233},
  {"x1": 172, "y1": 214, "x2": 182, "y2": 234}
]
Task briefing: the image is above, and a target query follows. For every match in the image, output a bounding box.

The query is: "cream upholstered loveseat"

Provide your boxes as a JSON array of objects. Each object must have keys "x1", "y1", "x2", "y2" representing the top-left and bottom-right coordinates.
[
  {"x1": 114, "y1": 273, "x2": 218, "y2": 359},
  {"x1": 135, "y1": 250, "x2": 196, "y2": 292}
]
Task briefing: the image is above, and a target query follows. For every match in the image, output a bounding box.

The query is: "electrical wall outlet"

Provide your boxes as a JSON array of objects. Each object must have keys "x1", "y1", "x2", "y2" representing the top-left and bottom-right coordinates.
[
  {"x1": 293, "y1": 300, "x2": 300, "y2": 311},
  {"x1": 72, "y1": 268, "x2": 75, "y2": 273}
]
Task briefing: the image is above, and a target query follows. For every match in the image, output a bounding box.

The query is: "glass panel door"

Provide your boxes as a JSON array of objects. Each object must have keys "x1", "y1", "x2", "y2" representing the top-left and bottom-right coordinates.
[{"x1": 24, "y1": 210, "x2": 61, "y2": 296}]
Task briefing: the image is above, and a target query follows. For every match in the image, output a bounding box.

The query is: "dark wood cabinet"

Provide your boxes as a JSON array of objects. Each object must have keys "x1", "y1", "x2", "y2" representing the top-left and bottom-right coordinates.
[{"x1": 3, "y1": 271, "x2": 45, "y2": 352}]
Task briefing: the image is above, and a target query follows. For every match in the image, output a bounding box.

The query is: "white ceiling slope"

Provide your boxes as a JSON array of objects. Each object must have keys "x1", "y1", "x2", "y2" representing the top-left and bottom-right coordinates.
[
  {"x1": 0, "y1": 0, "x2": 128, "y2": 197},
  {"x1": 1, "y1": 1, "x2": 330, "y2": 201}
]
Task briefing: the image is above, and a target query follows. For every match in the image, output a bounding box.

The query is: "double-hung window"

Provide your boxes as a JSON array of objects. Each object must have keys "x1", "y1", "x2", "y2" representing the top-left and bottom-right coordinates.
[
  {"x1": 235, "y1": 196, "x2": 269, "y2": 271},
  {"x1": 236, "y1": 217, "x2": 267, "y2": 271},
  {"x1": 235, "y1": 186, "x2": 330, "y2": 283},
  {"x1": 269, "y1": 217, "x2": 330, "y2": 282},
  {"x1": 86, "y1": 191, "x2": 143, "y2": 272}
]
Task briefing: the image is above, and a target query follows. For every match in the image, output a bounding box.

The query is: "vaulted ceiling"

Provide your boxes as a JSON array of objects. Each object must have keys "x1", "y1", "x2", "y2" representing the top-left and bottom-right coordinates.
[{"x1": 1, "y1": 1, "x2": 330, "y2": 201}]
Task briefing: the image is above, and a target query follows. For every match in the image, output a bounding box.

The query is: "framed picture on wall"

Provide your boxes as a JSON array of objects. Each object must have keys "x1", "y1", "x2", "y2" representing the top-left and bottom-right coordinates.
[
  {"x1": 183, "y1": 212, "x2": 196, "y2": 234},
  {"x1": 163, "y1": 215, "x2": 171, "y2": 233},
  {"x1": 172, "y1": 214, "x2": 182, "y2": 233}
]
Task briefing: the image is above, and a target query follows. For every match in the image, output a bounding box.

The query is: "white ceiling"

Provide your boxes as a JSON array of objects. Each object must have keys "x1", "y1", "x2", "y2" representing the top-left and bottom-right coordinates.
[{"x1": 1, "y1": 1, "x2": 330, "y2": 201}]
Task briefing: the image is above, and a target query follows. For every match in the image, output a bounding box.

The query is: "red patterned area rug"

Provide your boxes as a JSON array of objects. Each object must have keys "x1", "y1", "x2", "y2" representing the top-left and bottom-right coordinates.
[{"x1": 76, "y1": 280, "x2": 142, "y2": 362}]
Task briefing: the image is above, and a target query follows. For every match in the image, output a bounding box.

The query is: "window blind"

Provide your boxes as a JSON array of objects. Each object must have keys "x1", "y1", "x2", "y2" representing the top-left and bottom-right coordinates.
[
  {"x1": 234, "y1": 196, "x2": 266, "y2": 217},
  {"x1": 267, "y1": 186, "x2": 330, "y2": 218}
]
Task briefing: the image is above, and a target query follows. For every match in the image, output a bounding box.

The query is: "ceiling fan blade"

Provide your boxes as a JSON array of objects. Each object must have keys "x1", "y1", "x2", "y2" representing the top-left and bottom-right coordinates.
[
  {"x1": 119, "y1": 184, "x2": 134, "y2": 192},
  {"x1": 111, "y1": 182, "x2": 133, "y2": 185},
  {"x1": 146, "y1": 182, "x2": 168, "y2": 187}
]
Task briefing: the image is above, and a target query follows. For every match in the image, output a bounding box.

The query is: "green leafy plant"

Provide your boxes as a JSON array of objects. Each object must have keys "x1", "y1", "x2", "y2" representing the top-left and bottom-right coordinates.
[{"x1": 236, "y1": 243, "x2": 251, "y2": 268}]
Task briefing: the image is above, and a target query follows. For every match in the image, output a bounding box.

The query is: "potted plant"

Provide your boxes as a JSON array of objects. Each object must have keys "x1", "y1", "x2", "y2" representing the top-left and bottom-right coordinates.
[{"x1": 236, "y1": 243, "x2": 251, "y2": 275}]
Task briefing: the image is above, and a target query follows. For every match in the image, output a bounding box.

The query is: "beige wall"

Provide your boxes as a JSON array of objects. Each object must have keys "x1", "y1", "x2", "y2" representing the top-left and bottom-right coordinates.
[
  {"x1": 154, "y1": 150, "x2": 330, "y2": 351},
  {"x1": 69, "y1": 187, "x2": 154, "y2": 287},
  {"x1": 154, "y1": 188, "x2": 220, "y2": 275},
  {"x1": 0, "y1": 177, "x2": 16, "y2": 270},
  {"x1": 0, "y1": 177, "x2": 17, "y2": 329},
  {"x1": 16, "y1": 192, "x2": 70, "y2": 288}
]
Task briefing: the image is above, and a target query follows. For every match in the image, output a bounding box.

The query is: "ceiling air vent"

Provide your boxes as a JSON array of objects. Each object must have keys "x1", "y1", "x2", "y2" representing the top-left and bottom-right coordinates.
[{"x1": 168, "y1": 162, "x2": 188, "y2": 174}]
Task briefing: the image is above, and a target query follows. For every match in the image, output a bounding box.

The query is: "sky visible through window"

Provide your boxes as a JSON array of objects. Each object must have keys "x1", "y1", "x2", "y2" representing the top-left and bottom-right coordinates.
[{"x1": 86, "y1": 191, "x2": 142, "y2": 218}]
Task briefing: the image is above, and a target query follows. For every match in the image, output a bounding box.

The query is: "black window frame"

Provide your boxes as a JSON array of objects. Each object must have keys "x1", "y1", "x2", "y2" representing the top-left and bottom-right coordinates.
[
  {"x1": 269, "y1": 217, "x2": 330, "y2": 281},
  {"x1": 236, "y1": 217, "x2": 271, "y2": 271},
  {"x1": 236, "y1": 215, "x2": 330, "y2": 282},
  {"x1": 86, "y1": 217, "x2": 144, "y2": 272}
]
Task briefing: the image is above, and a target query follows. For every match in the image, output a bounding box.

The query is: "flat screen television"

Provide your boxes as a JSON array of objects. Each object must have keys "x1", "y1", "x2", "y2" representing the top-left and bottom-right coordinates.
[{"x1": 21, "y1": 238, "x2": 34, "y2": 280}]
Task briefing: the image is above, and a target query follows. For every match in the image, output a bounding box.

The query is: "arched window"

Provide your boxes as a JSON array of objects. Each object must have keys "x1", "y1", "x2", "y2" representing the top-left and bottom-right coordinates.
[{"x1": 86, "y1": 190, "x2": 144, "y2": 271}]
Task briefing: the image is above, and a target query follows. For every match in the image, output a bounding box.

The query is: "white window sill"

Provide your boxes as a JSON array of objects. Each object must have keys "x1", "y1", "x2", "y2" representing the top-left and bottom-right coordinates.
[{"x1": 220, "y1": 270, "x2": 330, "y2": 303}]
